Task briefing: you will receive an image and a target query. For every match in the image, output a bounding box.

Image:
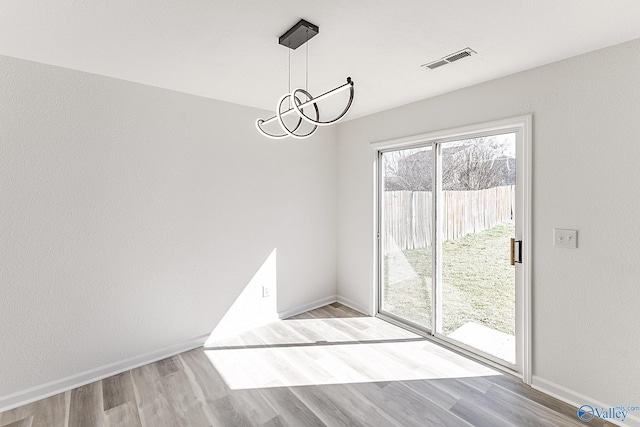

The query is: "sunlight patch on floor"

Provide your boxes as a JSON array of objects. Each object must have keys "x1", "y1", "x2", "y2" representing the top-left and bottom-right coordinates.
[{"x1": 204, "y1": 317, "x2": 501, "y2": 390}]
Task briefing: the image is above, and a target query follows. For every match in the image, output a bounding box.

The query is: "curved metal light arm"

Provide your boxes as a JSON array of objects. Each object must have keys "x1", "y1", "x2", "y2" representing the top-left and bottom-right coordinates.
[
  {"x1": 255, "y1": 119, "x2": 289, "y2": 139},
  {"x1": 276, "y1": 92, "x2": 318, "y2": 139},
  {"x1": 256, "y1": 102, "x2": 306, "y2": 139},
  {"x1": 292, "y1": 77, "x2": 354, "y2": 126},
  {"x1": 255, "y1": 77, "x2": 355, "y2": 139}
]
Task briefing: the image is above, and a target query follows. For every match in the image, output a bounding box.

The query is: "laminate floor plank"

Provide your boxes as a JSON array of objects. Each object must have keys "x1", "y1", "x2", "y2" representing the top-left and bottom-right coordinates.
[
  {"x1": 450, "y1": 397, "x2": 516, "y2": 427},
  {"x1": 313, "y1": 349, "x2": 373, "y2": 385},
  {"x1": 0, "y1": 417, "x2": 33, "y2": 427},
  {"x1": 452, "y1": 375, "x2": 495, "y2": 395},
  {"x1": 259, "y1": 414, "x2": 288, "y2": 427},
  {"x1": 225, "y1": 388, "x2": 279, "y2": 426},
  {"x1": 0, "y1": 303, "x2": 617, "y2": 427},
  {"x1": 0, "y1": 403, "x2": 29, "y2": 425},
  {"x1": 258, "y1": 384, "x2": 326, "y2": 427},
  {"x1": 161, "y1": 367, "x2": 215, "y2": 427},
  {"x1": 325, "y1": 340, "x2": 415, "y2": 382},
  {"x1": 452, "y1": 379, "x2": 581, "y2": 427},
  {"x1": 180, "y1": 349, "x2": 231, "y2": 403},
  {"x1": 484, "y1": 374, "x2": 611, "y2": 427},
  {"x1": 264, "y1": 321, "x2": 315, "y2": 346},
  {"x1": 353, "y1": 317, "x2": 421, "y2": 339},
  {"x1": 262, "y1": 324, "x2": 325, "y2": 360},
  {"x1": 233, "y1": 330, "x2": 326, "y2": 389},
  {"x1": 481, "y1": 384, "x2": 585, "y2": 427},
  {"x1": 328, "y1": 303, "x2": 367, "y2": 319},
  {"x1": 289, "y1": 384, "x2": 367, "y2": 427},
  {"x1": 283, "y1": 319, "x2": 350, "y2": 343},
  {"x1": 397, "y1": 378, "x2": 463, "y2": 410},
  {"x1": 204, "y1": 347, "x2": 279, "y2": 390},
  {"x1": 182, "y1": 348, "x2": 268, "y2": 426},
  {"x1": 288, "y1": 311, "x2": 314, "y2": 320},
  {"x1": 314, "y1": 383, "x2": 402, "y2": 427},
  {"x1": 30, "y1": 392, "x2": 68, "y2": 427},
  {"x1": 332, "y1": 382, "x2": 400, "y2": 425},
  {"x1": 383, "y1": 381, "x2": 475, "y2": 427},
  {"x1": 102, "y1": 371, "x2": 136, "y2": 411},
  {"x1": 156, "y1": 355, "x2": 183, "y2": 377},
  {"x1": 370, "y1": 341, "x2": 428, "y2": 373},
  {"x1": 205, "y1": 395, "x2": 254, "y2": 427},
  {"x1": 104, "y1": 402, "x2": 142, "y2": 427},
  {"x1": 304, "y1": 308, "x2": 382, "y2": 342},
  {"x1": 130, "y1": 362, "x2": 181, "y2": 427},
  {"x1": 68, "y1": 381, "x2": 104, "y2": 427},
  {"x1": 315, "y1": 317, "x2": 374, "y2": 341},
  {"x1": 259, "y1": 346, "x2": 320, "y2": 385},
  {"x1": 237, "y1": 328, "x2": 286, "y2": 348},
  {"x1": 205, "y1": 334, "x2": 245, "y2": 350}
]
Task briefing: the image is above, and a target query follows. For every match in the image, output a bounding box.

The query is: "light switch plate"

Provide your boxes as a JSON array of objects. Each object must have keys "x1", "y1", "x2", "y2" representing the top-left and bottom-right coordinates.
[{"x1": 554, "y1": 228, "x2": 577, "y2": 248}]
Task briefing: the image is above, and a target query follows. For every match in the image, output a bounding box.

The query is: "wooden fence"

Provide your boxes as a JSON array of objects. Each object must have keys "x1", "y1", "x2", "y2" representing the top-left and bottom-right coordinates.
[{"x1": 383, "y1": 185, "x2": 514, "y2": 253}]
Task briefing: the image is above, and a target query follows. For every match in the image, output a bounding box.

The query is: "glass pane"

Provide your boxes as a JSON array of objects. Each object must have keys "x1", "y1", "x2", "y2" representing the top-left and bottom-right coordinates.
[
  {"x1": 380, "y1": 146, "x2": 433, "y2": 330},
  {"x1": 439, "y1": 134, "x2": 516, "y2": 364}
]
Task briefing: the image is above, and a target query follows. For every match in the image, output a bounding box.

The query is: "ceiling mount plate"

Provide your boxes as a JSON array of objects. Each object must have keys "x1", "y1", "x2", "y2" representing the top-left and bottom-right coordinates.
[{"x1": 279, "y1": 19, "x2": 319, "y2": 50}]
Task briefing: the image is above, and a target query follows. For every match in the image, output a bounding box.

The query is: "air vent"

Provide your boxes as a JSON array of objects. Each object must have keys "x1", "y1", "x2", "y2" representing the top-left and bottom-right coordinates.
[
  {"x1": 445, "y1": 50, "x2": 472, "y2": 62},
  {"x1": 421, "y1": 48, "x2": 477, "y2": 70},
  {"x1": 426, "y1": 60, "x2": 448, "y2": 70}
]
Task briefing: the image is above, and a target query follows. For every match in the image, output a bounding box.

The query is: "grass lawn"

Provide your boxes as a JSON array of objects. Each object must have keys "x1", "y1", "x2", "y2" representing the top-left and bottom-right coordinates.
[{"x1": 382, "y1": 222, "x2": 515, "y2": 336}]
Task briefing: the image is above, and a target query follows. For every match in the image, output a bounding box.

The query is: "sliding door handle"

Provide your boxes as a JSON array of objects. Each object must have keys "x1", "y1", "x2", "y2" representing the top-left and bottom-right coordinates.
[{"x1": 510, "y1": 238, "x2": 523, "y2": 265}]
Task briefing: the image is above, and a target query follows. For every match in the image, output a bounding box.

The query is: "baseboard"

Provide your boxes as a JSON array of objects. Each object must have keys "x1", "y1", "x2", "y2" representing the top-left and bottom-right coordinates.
[
  {"x1": 336, "y1": 295, "x2": 368, "y2": 315},
  {"x1": 0, "y1": 334, "x2": 208, "y2": 413},
  {"x1": 277, "y1": 295, "x2": 370, "y2": 320},
  {"x1": 531, "y1": 376, "x2": 640, "y2": 426},
  {"x1": 278, "y1": 295, "x2": 338, "y2": 319},
  {"x1": 0, "y1": 296, "x2": 368, "y2": 413}
]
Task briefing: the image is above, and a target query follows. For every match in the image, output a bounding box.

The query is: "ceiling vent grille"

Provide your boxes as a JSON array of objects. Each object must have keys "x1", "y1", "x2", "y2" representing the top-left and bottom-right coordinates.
[
  {"x1": 422, "y1": 48, "x2": 476, "y2": 70},
  {"x1": 426, "y1": 59, "x2": 449, "y2": 70}
]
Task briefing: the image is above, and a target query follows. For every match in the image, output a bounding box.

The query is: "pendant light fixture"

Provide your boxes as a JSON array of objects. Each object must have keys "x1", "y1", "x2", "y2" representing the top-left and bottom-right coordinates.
[{"x1": 256, "y1": 19, "x2": 355, "y2": 139}]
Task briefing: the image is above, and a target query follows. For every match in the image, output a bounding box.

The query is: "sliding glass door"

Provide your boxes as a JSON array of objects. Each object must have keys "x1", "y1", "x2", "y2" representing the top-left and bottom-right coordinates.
[
  {"x1": 378, "y1": 128, "x2": 525, "y2": 372},
  {"x1": 380, "y1": 146, "x2": 433, "y2": 330}
]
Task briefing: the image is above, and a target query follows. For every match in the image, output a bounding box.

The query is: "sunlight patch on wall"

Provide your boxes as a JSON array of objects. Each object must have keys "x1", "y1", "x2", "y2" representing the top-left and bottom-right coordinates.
[{"x1": 205, "y1": 248, "x2": 278, "y2": 343}]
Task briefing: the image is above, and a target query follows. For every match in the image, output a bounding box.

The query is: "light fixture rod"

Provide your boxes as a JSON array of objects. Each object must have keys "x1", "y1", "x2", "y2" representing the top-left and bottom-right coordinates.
[{"x1": 260, "y1": 80, "x2": 353, "y2": 127}]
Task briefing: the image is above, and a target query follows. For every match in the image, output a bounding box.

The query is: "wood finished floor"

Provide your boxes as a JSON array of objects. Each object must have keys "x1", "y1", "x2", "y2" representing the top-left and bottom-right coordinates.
[{"x1": 0, "y1": 303, "x2": 613, "y2": 427}]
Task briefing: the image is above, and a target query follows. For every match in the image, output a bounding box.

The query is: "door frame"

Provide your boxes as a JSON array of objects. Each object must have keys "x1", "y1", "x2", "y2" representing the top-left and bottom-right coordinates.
[{"x1": 371, "y1": 115, "x2": 532, "y2": 384}]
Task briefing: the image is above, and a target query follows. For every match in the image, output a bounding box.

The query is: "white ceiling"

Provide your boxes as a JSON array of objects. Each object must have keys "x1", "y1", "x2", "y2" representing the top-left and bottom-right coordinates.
[{"x1": 2, "y1": 1, "x2": 640, "y2": 120}]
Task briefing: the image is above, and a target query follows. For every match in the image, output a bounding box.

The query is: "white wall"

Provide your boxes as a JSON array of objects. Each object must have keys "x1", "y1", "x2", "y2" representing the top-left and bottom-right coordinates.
[
  {"x1": 337, "y1": 38, "x2": 640, "y2": 407},
  {"x1": 0, "y1": 55, "x2": 337, "y2": 400}
]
